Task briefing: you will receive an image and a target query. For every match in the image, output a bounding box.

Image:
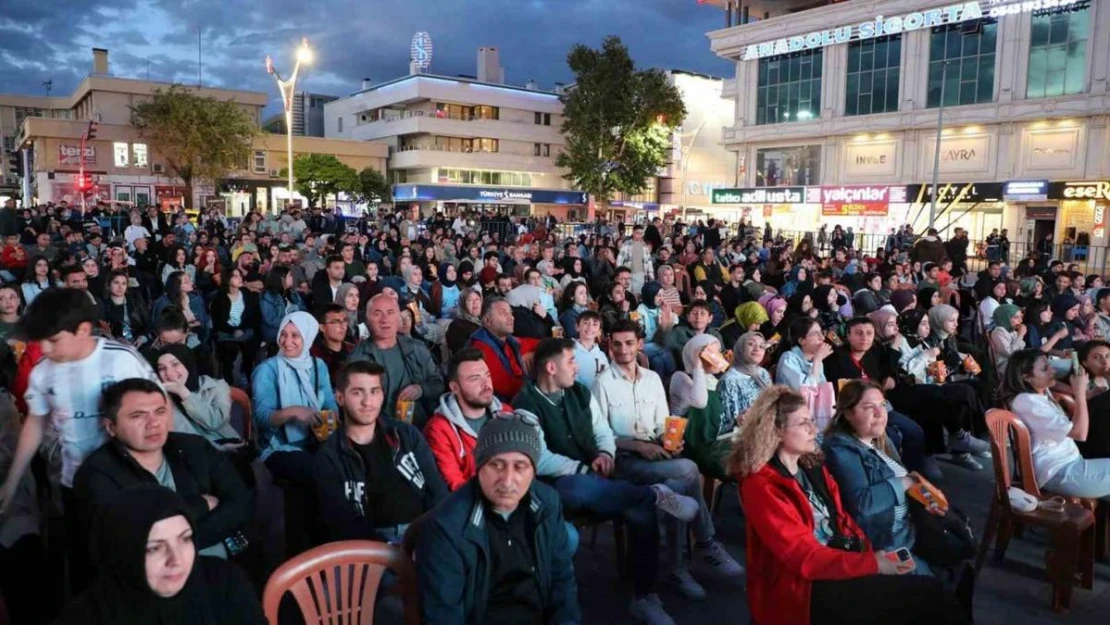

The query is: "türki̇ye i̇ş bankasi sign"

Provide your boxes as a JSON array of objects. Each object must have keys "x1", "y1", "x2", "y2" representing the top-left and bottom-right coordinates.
[{"x1": 741, "y1": 0, "x2": 1081, "y2": 61}]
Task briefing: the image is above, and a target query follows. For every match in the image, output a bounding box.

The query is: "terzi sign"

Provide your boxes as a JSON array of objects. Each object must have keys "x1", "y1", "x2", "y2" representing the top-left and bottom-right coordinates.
[
  {"x1": 712, "y1": 186, "x2": 805, "y2": 204},
  {"x1": 741, "y1": 0, "x2": 1080, "y2": 61}
]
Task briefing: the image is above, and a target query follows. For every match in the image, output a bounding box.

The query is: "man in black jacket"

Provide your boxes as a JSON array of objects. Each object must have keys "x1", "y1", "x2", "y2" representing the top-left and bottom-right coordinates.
[
  {"x1": 415, "y1": 413, "x2": 580, "y2": 625},
  {"x1": 312, "y1": 360, "x2": 446, "y2": 544},
  {"x1": 72, "y1": 378, "x2": 251, "y2": 559}
]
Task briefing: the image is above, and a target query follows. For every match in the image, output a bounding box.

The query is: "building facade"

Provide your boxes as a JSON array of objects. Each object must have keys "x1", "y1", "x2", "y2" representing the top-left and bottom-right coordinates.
[
  {"x1": 5, "y1": 48, "x2": 387, "y2": 213},
  {"x1": 324, "y1": 47, "x2": 588, "y2": 220},
  {"x1": 263, "y1": 91, "x2": 338, "y2": 137},
  {"x1": 704, "y1": 0, "x2": 1110, "y2": 249}
]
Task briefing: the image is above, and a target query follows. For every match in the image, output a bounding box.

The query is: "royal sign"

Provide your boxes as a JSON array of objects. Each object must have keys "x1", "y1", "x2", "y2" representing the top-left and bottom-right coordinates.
[
  {"x1": 712, "y1": 186, "x2": 805, "y2": 204},
  {"x1": 741, "y1": 0, "x2": 1080, "y2": 61},
  {"x1": 808, "y1": 185, "x2": 906, "y2": 216},
  {"x1": 58, "y1": 144, "x2": 96, "y2": 167}
]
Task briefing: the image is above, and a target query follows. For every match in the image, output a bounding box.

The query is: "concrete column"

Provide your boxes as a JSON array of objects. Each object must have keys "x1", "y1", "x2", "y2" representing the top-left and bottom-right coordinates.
[
  {"x1": 998, "y1": 11, "x2": 1032, "y2": 104},
  {"x1": 822, "y1": 44, "x2": 848, "y2": 119}
]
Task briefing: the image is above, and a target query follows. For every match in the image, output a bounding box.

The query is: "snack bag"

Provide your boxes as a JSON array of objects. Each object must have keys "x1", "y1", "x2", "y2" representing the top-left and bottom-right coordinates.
[
  {"x1": 662, "y1": 416, "x2": 688, "y2": 453},
  {"x1": 700, "y1": 343, "x2": 730, "y2": 374},
  {"x1": 907, "y1": 475, "x2": 949, "y2": 514},
  {"x1": 396, "y1": 399, "x2": 415, "y2": 424}
]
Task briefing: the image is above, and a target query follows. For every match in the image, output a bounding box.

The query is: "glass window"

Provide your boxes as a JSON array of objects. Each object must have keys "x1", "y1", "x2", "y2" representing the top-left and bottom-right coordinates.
[
  {"x1": 534, "y1": 143, "x2": 542, "y2": 156},
  {"x1": 476, "y1": 105, "x2": 499, "y2": 120},
  {"x1": 252, "y1": 149, "x2": 265, "y2": 173},
  {"x1": 756, "y1": 49, "x2": 823, "y2": 125},
  {"x1": 133, "y1": 143, "x2": 149, "y2": 168},
  {"x1": 113, "y1": 142, "x2": 129, "y2": 167},
  {"x1": 845, "y1": 35, "x2": 900, "y2": 116},
  {"x1": 755, "y1": 145, "x2": 821, "y2": 187},
  {"x1": 543, "y1": 144, "x2": 550, "y2": 157},
  {"x1": 534, "y1": 112, "x2": 542, "y2": 125},
  {"x1": 478, "y1": 138, "x2": 498, "y2": 153},
  {"x1": 543, "y1": 113, "x2": 551, "y2": 126},
  {"x1": 1026, "y1": 3, "x2": 1088, "y2": 99},
  {"x1": 927, "y1": 20, "x2": 998, "y2": 108},
  {"x1": 338, "y1": 117, "x2": 343, "y2": 133}
]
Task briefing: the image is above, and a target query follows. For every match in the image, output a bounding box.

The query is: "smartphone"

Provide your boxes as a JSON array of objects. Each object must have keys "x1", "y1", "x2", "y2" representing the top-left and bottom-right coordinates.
[
  {"x1": 886, "y1": 547, "x2": 913, "y2": 563},
  {"x1": 1071, "y1": 351, "x2": 1082, "y2": 374}
]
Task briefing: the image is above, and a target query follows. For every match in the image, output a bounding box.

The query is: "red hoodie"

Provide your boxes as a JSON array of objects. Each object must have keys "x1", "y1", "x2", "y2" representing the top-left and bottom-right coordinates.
[
  {"x1": 739, "y1": 462, "x2": 878, "y2": 625},
  {"x1": 423, "y1": 394, "x2": 512, "y2": 491}
]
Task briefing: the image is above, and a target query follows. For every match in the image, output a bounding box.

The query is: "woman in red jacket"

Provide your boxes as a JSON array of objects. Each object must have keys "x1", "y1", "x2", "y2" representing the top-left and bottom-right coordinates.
[{"x1": 730, "y1": 385, "x2": 968, "y2": 625}]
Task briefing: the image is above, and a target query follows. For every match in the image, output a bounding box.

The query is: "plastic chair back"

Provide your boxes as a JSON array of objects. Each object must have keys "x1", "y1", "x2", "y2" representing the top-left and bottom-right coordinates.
[
  {"x1": 985, "y1": 408, "x2": 1043, "y2": 509},
  {"x1": 262, "y1": 540, "x2": 419, "y2": 625},
  {"x1": 229, "y1": 386, "x2": 253, "y2": 442}
]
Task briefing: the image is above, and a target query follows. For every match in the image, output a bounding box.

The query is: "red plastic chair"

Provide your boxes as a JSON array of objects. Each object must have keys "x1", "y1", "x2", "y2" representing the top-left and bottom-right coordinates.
[
  {"x1": 262, "y1": 540, "x2": 419, "y2": 625},
  {"x1": 229, "y1": 386, "x2": 253, "y2": 442}
]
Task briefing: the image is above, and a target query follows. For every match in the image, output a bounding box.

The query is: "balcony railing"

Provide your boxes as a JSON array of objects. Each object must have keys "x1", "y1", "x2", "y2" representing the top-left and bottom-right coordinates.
[
  {"x1": 361, "y1": 109, "x2": 533, "y2": 125},
  {"x1": 395, "y1": 144, "x2": 503, "y2": 154}
]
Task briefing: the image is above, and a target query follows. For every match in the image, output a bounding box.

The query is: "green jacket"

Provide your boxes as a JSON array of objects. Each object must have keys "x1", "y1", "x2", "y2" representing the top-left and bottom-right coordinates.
[{"x1": 513, "y1": 381, "x2": 607, "y2": 466}]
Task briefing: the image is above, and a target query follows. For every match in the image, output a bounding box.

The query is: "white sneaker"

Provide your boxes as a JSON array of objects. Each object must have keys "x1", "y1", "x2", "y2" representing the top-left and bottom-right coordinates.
[
  {"x1": 650, "y1": 484, "x2": 698, "y2": 522},
  {"x1": 669, "y1": 568, "x2": 707, "y2": 600},
  {"x1": 629, "y1": 594, "x2": 677, "y2": 625},
  {"x1": 696, "y1": 540, "x2": 745, "y2": 577}
]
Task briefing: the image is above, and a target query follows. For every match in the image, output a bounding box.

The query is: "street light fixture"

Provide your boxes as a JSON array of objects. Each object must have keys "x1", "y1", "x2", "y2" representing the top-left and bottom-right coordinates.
[{"x1": 266, "y1": 37, "x2": 312, "y2": 212}]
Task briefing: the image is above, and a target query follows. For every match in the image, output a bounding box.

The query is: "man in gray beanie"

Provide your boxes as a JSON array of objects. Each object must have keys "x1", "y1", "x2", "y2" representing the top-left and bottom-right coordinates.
[{"x1": 416, "y1": 413, "x2": 581, "y2": 625}]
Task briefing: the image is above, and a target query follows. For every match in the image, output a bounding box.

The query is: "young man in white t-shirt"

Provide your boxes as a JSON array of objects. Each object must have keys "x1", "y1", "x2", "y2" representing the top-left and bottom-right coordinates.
[{"x1": 0, "y1": 287, "x2": 157, "y2": 589}]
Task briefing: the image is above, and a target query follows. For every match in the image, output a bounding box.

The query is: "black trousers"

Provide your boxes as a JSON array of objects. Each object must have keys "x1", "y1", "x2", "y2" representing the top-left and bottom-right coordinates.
[
  {"x1": 61, "y1": 487, "x2": 92, "y2": 595},
  {"x1": 889, "y1": 382, "x2": 980, "y2": 455},
  {"x1": 811, "y1": 574, "x2": 969, "y2": 625},
  {"x1": 0, "y1": 534, "x2": 49, "y2": 625},
  {"x1": 216, "y1": 339, "x2": 260, "y2": 386}
]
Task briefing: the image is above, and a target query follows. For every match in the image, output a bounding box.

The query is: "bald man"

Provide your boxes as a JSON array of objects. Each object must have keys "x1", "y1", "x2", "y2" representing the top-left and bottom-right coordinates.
[{"x1": 347, "y1": 294, "x2": 444, "y2": 427}]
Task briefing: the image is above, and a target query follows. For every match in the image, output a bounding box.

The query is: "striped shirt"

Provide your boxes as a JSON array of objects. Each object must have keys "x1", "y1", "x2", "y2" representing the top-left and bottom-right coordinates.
[{"x1": 872, "y1": 444, "x2": 910, "y2": 538}]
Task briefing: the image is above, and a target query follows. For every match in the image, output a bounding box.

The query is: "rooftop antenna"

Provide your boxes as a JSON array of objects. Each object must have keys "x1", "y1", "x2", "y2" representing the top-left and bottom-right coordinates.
[{"x1": 42, "y1": 80, "x2": 52, "y2": 96}]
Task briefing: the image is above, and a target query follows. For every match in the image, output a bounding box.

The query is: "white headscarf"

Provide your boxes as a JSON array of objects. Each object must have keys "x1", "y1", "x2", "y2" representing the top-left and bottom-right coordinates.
[{"x1": 276, "y1": 312, "x2": 322, "y2": 444}]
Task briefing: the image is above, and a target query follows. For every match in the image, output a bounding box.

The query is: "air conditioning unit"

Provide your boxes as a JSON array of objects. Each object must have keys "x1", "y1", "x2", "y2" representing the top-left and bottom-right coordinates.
[
  {"x1": 269, "y1": 169, "x2": 280, "y2": 178},
  {"x1": 152, "y1": 163, "x2": 164, "y2": 173}
]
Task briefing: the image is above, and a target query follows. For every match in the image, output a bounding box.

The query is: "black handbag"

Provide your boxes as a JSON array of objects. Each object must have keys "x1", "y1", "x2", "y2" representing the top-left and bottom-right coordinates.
[{"x1": 910, "y1": 500, "x2": 976, "y2": 567}]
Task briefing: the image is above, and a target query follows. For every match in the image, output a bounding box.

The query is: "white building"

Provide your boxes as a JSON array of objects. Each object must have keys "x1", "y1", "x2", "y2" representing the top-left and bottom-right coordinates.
[
  {"x1": 703, "y1": 0, "x2": 1110, "y2": 253},
  {"x1": 324, "y1": 47, "x2": 587, "y2": 221}
]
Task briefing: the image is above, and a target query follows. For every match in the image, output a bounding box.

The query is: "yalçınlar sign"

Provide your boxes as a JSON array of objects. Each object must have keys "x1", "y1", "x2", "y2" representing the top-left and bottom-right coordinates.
[{"x1": 741, "y1": 0, "x2": 1080, "y2": 61}]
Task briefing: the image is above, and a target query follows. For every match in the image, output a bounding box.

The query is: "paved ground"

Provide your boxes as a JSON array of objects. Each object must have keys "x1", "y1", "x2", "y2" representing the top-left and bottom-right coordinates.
[{"x1": 574, "y1": 455, "x2": 1110, "y2": 625}]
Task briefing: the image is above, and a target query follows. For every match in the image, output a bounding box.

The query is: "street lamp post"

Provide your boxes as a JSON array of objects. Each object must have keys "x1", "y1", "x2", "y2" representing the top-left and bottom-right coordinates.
[
  {"x1": 928, "y1": 60, "x2": 953, "y2": 231},
  {"x1": 680, "y1": 120, "x2": 707, "y2": 223},
  {"x1": 266, "y1": 38, "x2": 312, "y2": 212}
]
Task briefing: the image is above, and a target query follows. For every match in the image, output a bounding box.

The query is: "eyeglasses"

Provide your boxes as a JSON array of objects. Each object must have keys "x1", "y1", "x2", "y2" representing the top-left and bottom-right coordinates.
[{"x1": 492, "y1": 411, "x2": 539, "y2": 427}]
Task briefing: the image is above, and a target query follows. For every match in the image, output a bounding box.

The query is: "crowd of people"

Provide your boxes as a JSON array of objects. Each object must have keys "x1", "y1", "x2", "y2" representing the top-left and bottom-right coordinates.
[{"x1": 0, "y1": 195, "x2": 1108, "y2": 625}]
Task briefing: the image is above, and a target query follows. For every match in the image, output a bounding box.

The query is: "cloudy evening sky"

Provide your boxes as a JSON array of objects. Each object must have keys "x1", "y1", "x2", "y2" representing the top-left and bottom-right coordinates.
[{"x1": 1, "y1": 0, "x2": 733, "y2": 113}]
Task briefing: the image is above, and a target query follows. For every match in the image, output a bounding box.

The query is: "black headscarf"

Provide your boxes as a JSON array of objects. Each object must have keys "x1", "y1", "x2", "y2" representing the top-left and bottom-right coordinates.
[
  {"x1": 80, "y1": 486, "x2": 216, "y2": 625},
  {"x1": 152, "y1": 344, "x2": 200, "y2": 393},
  {"x1": 811, "y1": 284, "x2": 843, "y2": 313},
  {"x1": 640, "y1": 281, "x2": 663, "y2": 310},
  {"x1": 898, "y1": 309, "x2": 929, "y2": 348},
  {"x1": 916, "y1": 287, "x2": 938, "y2": 312}
]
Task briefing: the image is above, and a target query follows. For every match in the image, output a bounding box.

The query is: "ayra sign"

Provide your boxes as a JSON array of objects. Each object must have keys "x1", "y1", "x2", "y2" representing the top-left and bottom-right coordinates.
[{"x1": 741, "y1": 0, "x2": 1080, "y2": 61}]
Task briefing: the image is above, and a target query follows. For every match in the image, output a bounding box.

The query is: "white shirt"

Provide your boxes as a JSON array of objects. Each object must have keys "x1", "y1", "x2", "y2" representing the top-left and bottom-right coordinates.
[
  {"x1": 24, "y1": 338, "x2": 158, "y2": 487},
  {"x1": 573, "y1": 340, "x2": 609, "y2": 389},
  {"x1": 592, "y1": 363, "x2": 669, "y2": 442},
  {"x1": 123, "y1": 225, "x2": 151, "y2": 248},
  {"x1": 1011, "y1": 392, "x2": 1081, "y2": 486}
]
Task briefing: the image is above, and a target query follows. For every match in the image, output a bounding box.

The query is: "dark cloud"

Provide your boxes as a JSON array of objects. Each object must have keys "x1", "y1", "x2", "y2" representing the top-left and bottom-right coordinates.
[{"x1": 2, "y1": 0, "x2": 732, "y2": 114}]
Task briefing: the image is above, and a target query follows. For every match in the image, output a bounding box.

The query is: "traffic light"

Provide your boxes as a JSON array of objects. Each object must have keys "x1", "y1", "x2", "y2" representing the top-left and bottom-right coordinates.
[
  {"x1": 86, "y1": 120, "x2": 98, "y2": 140},
  {"x1": 6, "y1": 150, "x2": 20, "y2": 178}
]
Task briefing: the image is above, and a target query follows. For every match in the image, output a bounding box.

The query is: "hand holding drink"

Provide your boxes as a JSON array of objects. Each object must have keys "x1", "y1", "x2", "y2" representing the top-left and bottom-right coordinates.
[
  {"x1": 312, "y1": 410, "x2": 338, "y2": 441},
  {"x1": 662, "y1": 416, "x2": 687, "y2": 453}
]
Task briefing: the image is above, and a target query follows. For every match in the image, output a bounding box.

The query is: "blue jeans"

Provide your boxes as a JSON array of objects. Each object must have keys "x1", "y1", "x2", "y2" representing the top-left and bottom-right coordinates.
[
  {"x1": 554, "y1": 474, "x2": 659, "y2": 596},
  {"x1": 1044, "y1": 457, "x2": 1110, "y2": 500},
  {"x1": 887, "y1": 410, "x2": 926, "y2": 474},
  {"x1": 643, "y1": 342, "x2": 676, "y2": 378},
  {"x1": 614, "y1": 454, "x2": 714, "y2": 567}
]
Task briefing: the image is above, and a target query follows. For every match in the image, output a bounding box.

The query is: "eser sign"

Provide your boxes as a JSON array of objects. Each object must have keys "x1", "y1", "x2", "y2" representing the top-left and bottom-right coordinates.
[{"x1": 58, "y1": 144, "x2": 96, "y2": 166}]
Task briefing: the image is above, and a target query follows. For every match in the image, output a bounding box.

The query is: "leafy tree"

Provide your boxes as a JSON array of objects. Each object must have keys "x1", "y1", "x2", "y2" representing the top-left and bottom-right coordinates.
[
  {"x1": 281, "y1": 154, "x2": 360, "y2": 208},
  {"x1": 130, "y1": 85, "x2": 257, "y2": 208},
  {"x1": 357, "y1": 167, "x2": 391, "y2": 204},
  {"x1": 556, "y1": 36, "x2": 686, "y2": 206}
]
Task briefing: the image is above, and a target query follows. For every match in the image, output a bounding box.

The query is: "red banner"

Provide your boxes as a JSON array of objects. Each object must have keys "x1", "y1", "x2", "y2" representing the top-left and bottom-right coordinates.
[
  {"x1": 822, "y1": 203, "x2": 890, "y2": 217},
  {"x1": 810, "y1": 185, "x2": 903, "y2": 217}
]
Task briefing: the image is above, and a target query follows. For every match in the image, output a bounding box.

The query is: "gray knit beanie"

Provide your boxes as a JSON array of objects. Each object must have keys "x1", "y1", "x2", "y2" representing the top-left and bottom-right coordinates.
[{"x1": 474, "y1": 414, "x2": 542, "y2": 469}]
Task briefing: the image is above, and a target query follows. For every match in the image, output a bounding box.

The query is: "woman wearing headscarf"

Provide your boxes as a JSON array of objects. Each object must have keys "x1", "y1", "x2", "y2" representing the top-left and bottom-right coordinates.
[
  {"x1": 811, "y1": 284, "x2": 846, "y2": 339},
  {"x1": 890, "y1": 309, "x2": 990, "y2": 471},
  {"x1": 721, "y1": 301, "x2": 769, "y2": 350},
  {"x1": 559, "y1": 257, "x2": 588, "y2": 290},
  {"x1": 429, "y1": 262, "x2": 461, "y2": 320},
  {"x1": 633, "y1": 280, "x2": 678, "y2": 377},
  {"x1": 457, "y1": 259, "x2": 476, "y2": 289},
  {"x1": 55, "y1": 485, "x2": 265, "y2": 625},
  {"x1": 1015, "y1": 276, "x2": 1045, "y2": 307},
  {"x1": 915, "y1": 287, "x2": 940, "y2": 313},
  {"x1": 153, "y1": 344, "x2": 240, "y2": 448},
  {"x1": 1047, "y1": 293, "x2": 1082, "y2": 351},
  {"x1": 889, "y1": 289, "x2": 916, "y2": 315},
  {"x1": 446, "y1": 288, "x2": 483, "y2": 356},
  {"x1": 781, "y1": 265, "x2": 811, "y2": 299},
  {"x1": 713, "y1": 332, "x2": 773, "y2": 478},
  {"x1": 785, "y1": 291, "x2": 817, "y2": 327},
  {"x1": 693, "y1": 280, "x2": 726, "y2": 327},
  {"x1": 557, "y1": 280, "x2": 592, "y2": 340},
  {"x1": 669, "y1": 334, "x2": 728, "y2": 470},
  {"x1": 251, "y1": 311, "x2": 338, "y2": 478},
  {"x1": 988, "y1": 304, "x2": 1026, "y2": 373},
  {"x1": 334, "y1": 282, "x2": 368, "y2": 343}
]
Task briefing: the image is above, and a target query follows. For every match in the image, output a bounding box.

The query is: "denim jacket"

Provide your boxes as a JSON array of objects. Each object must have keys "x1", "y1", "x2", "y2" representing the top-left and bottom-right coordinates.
[{"x1": 822, "y1": 432, "x2": 911, "y2": 551}]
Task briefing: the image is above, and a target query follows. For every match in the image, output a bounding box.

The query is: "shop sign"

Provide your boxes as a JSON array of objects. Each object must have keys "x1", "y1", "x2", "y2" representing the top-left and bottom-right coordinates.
[
  {"x1": 808, "y1": 185, "x2": 905, "y2": 216},
  {"x1": 845, "y1": 142, "x2": 898, "y2": 177},
  {"x1": 1003, "y1": 180, "x2": 1049, "y2": 201},
  {"x1": 392, "y1": 183, "x2": 587, "y2": 205},
  {"x1": 1026, "y1": 128, "x2": 1079, "y2": 170},
  {"x1": 905, "y1": 182, "x2": 1003, "y2": 204},
  {"x1": 58, "y1": 144, "x2": 96, "y2": 167},
  {"x1": 1094, "y1": 204, "x2": 1106, "y2": 240},
  {"x1": 712, "y1": 186, "x2": 805, "y2": 204},
  {"x1": 925, "y1": 135, "x2": 990, "y2": 174},
  {"x1": 741, "y1": 0, "x2": 1079, "y2": 61},
  {"x1": 1025, "y1": 206, "x2": 1058, "y2": 220},
  {"x1": 1051, "y1": 181, "x2": 1110, "y2": 202},
  {"x1": 686, "y1": 181, "x2": 731, "y2": 196}
]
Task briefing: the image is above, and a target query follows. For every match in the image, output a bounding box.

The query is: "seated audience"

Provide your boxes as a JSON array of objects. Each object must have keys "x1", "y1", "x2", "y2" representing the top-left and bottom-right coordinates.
[
  {"x1": 311, "y1": 304, "x2": 356, "y2": 385},
  {"x1": 152, "y1": 345, "x2": 241, "y2": 448},
  {"x1": 571, "y1": 310, "x2": 609, "y2": 388},
  {"x1": 731, "y1": 386, "x2": 969, "y2": 625},
  {"x1": 469, "y1": 296, "x2": 540, "y2": 402}
]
